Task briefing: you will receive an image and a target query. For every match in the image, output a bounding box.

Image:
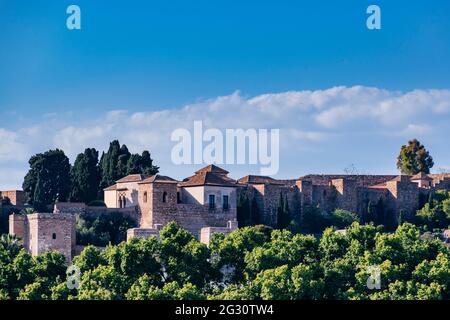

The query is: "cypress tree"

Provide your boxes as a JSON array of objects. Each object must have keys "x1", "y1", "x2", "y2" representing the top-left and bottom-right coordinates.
[{"x1": 70, "y1": 148, "x2": 100, "y2": 204}]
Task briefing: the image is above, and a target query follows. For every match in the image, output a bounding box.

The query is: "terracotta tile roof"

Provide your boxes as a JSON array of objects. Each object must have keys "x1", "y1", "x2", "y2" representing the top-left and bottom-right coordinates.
[
  {"x1": 116, "y1": 174, "x2": 149, "y2": 183},
  {"x1": 368, "y1": 184, "x2": 388, "y2": 189},
  {"x1": 139, "y1": 175, "x2": 178, "y2": 184},
  {"x1": 195, "y1": 164, "x2": 229, "y2": 175},
  {"x1": 238, "y1": 175, "x2": 284, "y2": 185},
  {"x1": 104, "y1": 184, "x2": 117, "y2": 191},
  {"x1": 179, "y1": 171, "x2": 238, "y2": 187},
  {"x1": 390, "y1": 175, "x2": 411, "y2": 183},
  {"x1": 410, "y1": 172, "x2": 433, "y2": 181}
]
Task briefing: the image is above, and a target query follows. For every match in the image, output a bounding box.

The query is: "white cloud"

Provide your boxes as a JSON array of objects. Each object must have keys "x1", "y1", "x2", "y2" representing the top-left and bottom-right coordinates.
[
  {"x1": 1, "y1": 86, "x2": 449, "y2": 189},
  {"x1": 0, "y1": 129, "x2": 28, "y2": 162}
]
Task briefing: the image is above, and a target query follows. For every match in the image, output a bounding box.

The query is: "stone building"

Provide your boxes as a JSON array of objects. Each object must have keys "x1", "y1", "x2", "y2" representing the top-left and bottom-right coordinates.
[
  {"x1": 8, "y1": 164, "x2": 449, "y2": 261},
  {"x1": 238, "y1": 172, "x2": 449, "y2": 229},
  {"x1": 9, "y1": 212, "x2": 76, "y2": 262},
  {"x1": 104, "y1": 165, "x2": 239, "y2": 240},
  {"x1": 104, "y1": 166, "x2": 449, "y2": 235},
  {"x1": 0, "y1": 190, "x2": 26, "y2": 206}
]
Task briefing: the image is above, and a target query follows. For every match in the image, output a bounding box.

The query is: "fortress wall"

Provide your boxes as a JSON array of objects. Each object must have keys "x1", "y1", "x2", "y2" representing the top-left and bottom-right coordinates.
[
  {"x1": 151, "y1": 203, "x2": 236, "y2": 238},
  {"x1": 301, "y1": 175, "x2": 397, "y2": 187},
  {"x1": 434, "y1": 178, "x2": 450, "y2": 190},
  {"x1": 0, "y1": 190, "x2": 26, "y2": 206},
  {"x1": 9, "y1": 213, "x2": 76, "y2": 263}
]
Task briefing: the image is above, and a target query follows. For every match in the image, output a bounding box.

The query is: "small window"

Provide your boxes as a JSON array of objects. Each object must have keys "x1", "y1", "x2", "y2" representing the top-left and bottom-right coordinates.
[
  {"x1": 209, "y1": 194, "x2": 216, "y2": 210},
  {"x1": 177, "y1": 192, "x2": 181, "y2": 204},
  {"x1": 143, "y1": 192, "x2": 148, "y2": 203},
  {"x1": 223, "y1": 195, "x2": 229, "y2": 210},
  {"x1": 52, "y1": 233, "x2": 56, "y2": 240},
  {"x1": 163, "y1": 192, "x2": 167, "y2": 203}
]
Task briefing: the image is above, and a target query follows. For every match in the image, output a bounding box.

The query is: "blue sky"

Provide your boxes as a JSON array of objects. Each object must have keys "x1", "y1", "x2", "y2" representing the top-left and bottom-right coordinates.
[{"x1": 1, "y1": 1, "x2": 450, "y2": 189}]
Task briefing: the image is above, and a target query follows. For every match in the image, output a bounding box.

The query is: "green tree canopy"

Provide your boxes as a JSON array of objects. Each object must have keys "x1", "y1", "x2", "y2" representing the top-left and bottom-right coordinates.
[
  {"x1": 70, "y1": 148, "x2": 100, "y2": 204},
  {"x1": 99, "y1": 140, "x2": 159, "y2": 195},
  {"x1": 22, "y1": 149, "x2": 71, "y2": 211},
  {"x1": 397, "y1": 139, "x2": 434, "y2": 175}
]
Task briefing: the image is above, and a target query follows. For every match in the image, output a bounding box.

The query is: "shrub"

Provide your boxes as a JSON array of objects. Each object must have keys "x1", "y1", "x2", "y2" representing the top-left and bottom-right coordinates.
[
  {"x1": 87, "y1": 200, "x2": 106, "y2": 207},
  {"x1": 76, "y1": 212, "x2": 137, "y2": 246}
]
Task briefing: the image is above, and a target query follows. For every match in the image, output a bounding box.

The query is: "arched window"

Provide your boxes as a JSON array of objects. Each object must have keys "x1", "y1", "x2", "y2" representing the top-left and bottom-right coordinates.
[
  {"x1": 143, "y1": 192, "x2": 148, "y2": 203},
  {"x1": 162, "y1": 192, "x2": 167, "y2": 203},
  {"x1": 52, "y1": 233, "x2": 56, "y2": 240},
  {"x1": 123, "y1": 196, "x2": 127, "y2": 207},
  {"x1": 118, "y1": 198, "x2": 123, "y2": 208}
]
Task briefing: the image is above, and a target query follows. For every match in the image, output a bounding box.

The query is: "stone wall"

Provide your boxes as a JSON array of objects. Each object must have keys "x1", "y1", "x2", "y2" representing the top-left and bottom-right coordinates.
[
  {"x1": 9, "y1": 214, "x2": 28, "y2": 245},
  {"x1": 200, "y1": 221, "x2": 238, "y2": 245},
  {"x1": 245, "y1": 183, "x2": 301, "y2": 228},
  {"x1": 0, "y1": 190, "x2": 26, "y2": 206},
  {"x1": 385, "y1": 179, "x2": 421, "y2": 216},
  {"x1": 434, "y1": 178, "x2": 450, "y2": 191},
  {"x1": 127, "y1": 227, "x2": 161, "y2": 241},
  {"x1": 300, "y1": 175, "x2": 398, "y2": 187},
  {"x1": 152, "y1": 203, "x2": 236, "y2": 238},
  {"x1": 54, "y1": 202, "x2": 86, "y2": 214},
  {"x1": 9, "y1": 213, "x2": 76, "y2": 263},
  {"x1": 53, "y1": 202, "x2": 140, "y2": 225},
  {"x1": 136, "y1": 181, "x2": 236, "y2": 238}
]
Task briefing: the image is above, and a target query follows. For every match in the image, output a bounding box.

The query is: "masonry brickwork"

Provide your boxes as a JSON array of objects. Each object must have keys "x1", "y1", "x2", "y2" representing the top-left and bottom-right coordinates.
[
  {"x1": 8, "y1": 165, "x2": 450, "y2": 261},
  {"x1": 239, "y1": 173, "x2": 447, "y2": 229},
  {"x1": 9, "y1": 212, "x2": 76, "y2": 262},
  {"x1": 0, "y1": 190, "x2": 26, "y2": 206}
]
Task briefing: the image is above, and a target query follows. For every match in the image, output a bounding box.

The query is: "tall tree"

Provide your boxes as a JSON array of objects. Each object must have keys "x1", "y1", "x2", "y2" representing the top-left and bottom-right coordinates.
[
  {"x1": 22, "y1": 149, "x2": 71, "y2": 211},
  {"x1": 276, "y1": 193, "x2": 291, "y2": 229},
  {"x1": 117, "y1": 145, "x2": 131, "y2": 177},
  {"x1": 99, "y1": 140, "x2": 128, "y2": 191},
  {"x1": 140, "y1": 150, "x2": 159, "y2": 175},
  {"x1": 397, "y1": 139, "x2": 434, "y2": 175},
  {"x1": 70, "y1": 148, "x2": 100, "y2": 204},
  {"x1": 126, "y1": 151, "x2": 159, "y2": 175},
  {"x1": 98, "y1": 141, "x2": 159, "y2": 195},
  {"x1": 126, "y1": 154, "x2": 142, "y2": 175}
]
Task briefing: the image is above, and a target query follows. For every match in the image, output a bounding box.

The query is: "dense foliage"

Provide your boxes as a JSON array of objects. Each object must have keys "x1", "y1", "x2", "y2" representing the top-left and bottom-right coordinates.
[
  {"x1": 414, "y1": 190, "x2": 450, "y2": 231},
  {"x1": 1, "y1": 221, "x2": 448, "y2": 300},
  {"x1": 70, "y1": 148, "x2": 101, "y2": 204},
  {"x1": 300, "y1": 207, "x2": 359, "y2": 234},
  {"x1": 98, "y1": 141, "x2": 159, "y2": 195},
  {"x1": 22, "y1": 140, "x2": 159, "y2": 209},
  {"x1": 397, "y1": 139, "x2": 434, "y2": 175},
  {"x1": 22, "y1": 149, "x2": 71, "y2": 211},
  {"x1": 76, "y1": 212, "x2": 137, "y2": 247}
]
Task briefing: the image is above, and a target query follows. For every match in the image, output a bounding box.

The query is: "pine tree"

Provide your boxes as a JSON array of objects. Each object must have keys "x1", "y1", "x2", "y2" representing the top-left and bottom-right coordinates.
[
  {"x1": 237, "y1": 192, "x2": 251, "y2": 226},
  {"x1": 140, "y1": 150, "x2": 159, "y2": 175},
  {"x1": 126, "y1": 154, "x2": 142, "y2": 175},
  {"x1": 397, "y1": 139, "x2": 434, "y2": 175},
  {"x1": 250, "y1": 196, "x2": 260, "y2": 225},
  {"x1": 366, "y1": 201, "x2": 377, "y2": 224},
  {"x1": 99, "y1": 140, "x2": 126, "y2": 191},
  {"x1": 276, "y1": 193, "x2": 290, "y2": 229},
  {"x1": 70, "y1": 148, "x2": 100, "y2": 204}
]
